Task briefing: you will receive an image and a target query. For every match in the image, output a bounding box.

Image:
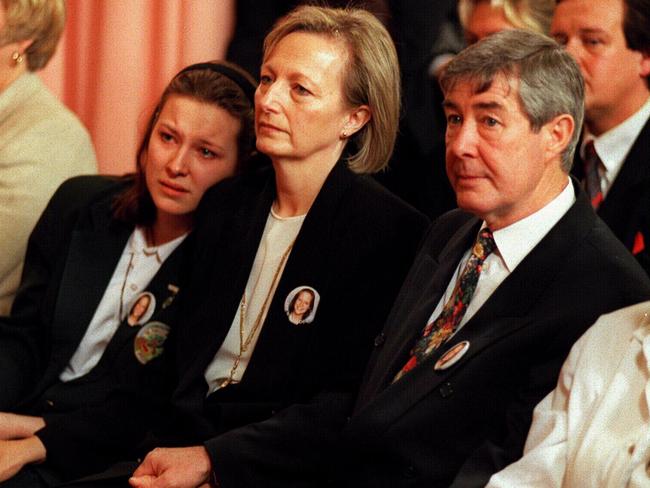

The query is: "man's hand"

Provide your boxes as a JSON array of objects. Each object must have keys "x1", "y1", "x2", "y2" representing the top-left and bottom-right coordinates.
[
  {"x1": 0, "y1": 413, "x2": 45, "y2": 440},
  {"x1": 0, "y1": 437, "x2": 47, "y2": 482},
  {"x1": 129, "y1": 446, "x2": 213, "y2": 488}
]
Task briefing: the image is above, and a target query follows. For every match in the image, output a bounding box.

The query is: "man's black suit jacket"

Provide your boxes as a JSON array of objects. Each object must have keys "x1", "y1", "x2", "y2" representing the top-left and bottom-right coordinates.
[
  {"x1": 336, "y1": 181, "x2": 650, "y2": 487},
  {"x1": 573, "y1": 118, "x2": 650, "y2": 275}
]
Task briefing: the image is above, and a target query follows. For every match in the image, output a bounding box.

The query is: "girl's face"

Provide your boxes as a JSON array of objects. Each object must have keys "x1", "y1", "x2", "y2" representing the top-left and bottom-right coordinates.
[
  {"x1": 131, "y1": 295, "x2": 150, "y2": 319},
  {"x1": 145, "y1": 94, "x2": 241, "y2": 228},
  {"x1": 293, "y1": 290, "x2": 314, "y2": 316}
]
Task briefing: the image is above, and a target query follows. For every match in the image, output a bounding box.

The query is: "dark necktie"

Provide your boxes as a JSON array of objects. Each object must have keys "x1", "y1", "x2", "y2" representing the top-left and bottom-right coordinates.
[
  {"x1": 583, "y1": 141, "x2": 604, "y2": 209},
  {"x1": 394, "y1": 228, "x2": 497, "y2": 382}
]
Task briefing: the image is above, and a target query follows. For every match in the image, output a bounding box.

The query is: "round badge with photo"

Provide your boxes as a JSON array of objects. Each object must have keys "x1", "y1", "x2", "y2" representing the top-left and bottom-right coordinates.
[
  {"x1": 127, "y1": 291, "x2": 155, "y2": 327},
  {"x1": 284, "y1": 286, "x2": 320, "y2": 325},
  {"x1": 134, "y1": 321, "x2": 171, "y2": 365},
  {"x1": 434, "y1": 340, "x2": 470, "y2": 371}
]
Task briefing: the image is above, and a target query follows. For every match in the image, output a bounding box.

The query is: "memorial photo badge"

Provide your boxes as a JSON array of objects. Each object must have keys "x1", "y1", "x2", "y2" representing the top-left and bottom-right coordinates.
[
  {"x1": 127, "y1": 292, "x2": 155, "y2": 327},
  {"x1": 134, "y1": 321, "x2": 170, "y2": 364},
  {"x1": 284, "y1": 286, "x2": 320, "y2": 325},
  {"x1": 434, "y1": 341, "x2": 470, "y2": 371}
]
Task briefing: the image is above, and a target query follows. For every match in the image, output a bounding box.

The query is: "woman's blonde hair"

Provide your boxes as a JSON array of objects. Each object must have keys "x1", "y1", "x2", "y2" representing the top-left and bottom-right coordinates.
[
  {"x1": 263, "y1": 5, "x2": 400, "y2": 174},
  {"x1": 0, "y1": 0, "x2": 65, "y2": 71},
  {"x1": 458, "y1": 0, "x2": 555, "y2": 36}
]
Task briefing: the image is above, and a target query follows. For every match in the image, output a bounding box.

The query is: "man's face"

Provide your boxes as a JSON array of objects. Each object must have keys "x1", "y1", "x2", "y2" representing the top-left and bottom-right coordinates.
[
  {"x1": 551, "y1": 0, "x2": 649, "y2": 134},
  {"x1": 444, "y1": 75, "x2": 563, "y2": 230}
]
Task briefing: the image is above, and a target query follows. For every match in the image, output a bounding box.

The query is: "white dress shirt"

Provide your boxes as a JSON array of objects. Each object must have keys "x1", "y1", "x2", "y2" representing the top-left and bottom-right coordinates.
[
  {"x1": 582, "y1": 95, "x2": 650, "y2": 198},
  {"x1": 426, "y1": 179, "x2": 575, "y2": 333},
  {"x1": 60, "y1": 227, "x2": 186, "y2": 382}
]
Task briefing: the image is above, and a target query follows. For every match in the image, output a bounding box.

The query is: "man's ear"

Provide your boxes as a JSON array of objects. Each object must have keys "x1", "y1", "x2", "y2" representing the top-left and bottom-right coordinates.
[
  {"x1": 543, "y1": 113, "x2": 575, "y2": 162},
  {"x1": 639, "y1": 50, "x2": 650, "y2": 78}
]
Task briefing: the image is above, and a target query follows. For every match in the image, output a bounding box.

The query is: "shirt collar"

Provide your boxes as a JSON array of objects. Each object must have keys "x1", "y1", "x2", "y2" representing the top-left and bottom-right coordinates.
[
  {"x1": 582, "y1": 96, "x2": 650, "y2": 175},
  {"x1": 487, "y1": 178, "x2": 575, "y2": 272},
  {"x1": 130, "y1": 226, "x2": 187, "y2": 262}
]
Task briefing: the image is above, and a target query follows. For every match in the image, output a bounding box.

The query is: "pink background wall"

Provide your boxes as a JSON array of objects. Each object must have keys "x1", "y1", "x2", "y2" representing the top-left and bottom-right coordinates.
[{"x1": 39, "y1": 0, "x2": 235, "y2": 175}]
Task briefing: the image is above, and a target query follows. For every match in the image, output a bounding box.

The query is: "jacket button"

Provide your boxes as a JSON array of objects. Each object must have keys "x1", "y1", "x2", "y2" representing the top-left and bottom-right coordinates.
[
  {"x1": 403, "y1": 465, "x2": 417, "y2": 478},
  {"x1": 374, "y1": 333, "x2": 386, "y2": 347},
  {"x1": 439, "y1": 382, "x2": 454, "y2": 398}
]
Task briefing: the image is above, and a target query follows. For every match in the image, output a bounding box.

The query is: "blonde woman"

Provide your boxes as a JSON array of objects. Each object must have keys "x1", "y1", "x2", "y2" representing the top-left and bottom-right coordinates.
[
  {"x1": 130, "y1": 6, "x2": 429, "y2": 487},
  {"x1": 0, "y1": 0, "x2": 96, "y2": 316},
  {"x1": 458, "y1": 0, "x2": 555, "y2": 44}
]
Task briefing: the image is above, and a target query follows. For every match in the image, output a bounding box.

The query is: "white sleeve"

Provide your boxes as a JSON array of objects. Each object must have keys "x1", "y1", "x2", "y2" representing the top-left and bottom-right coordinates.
[{"x1": 486, "y1": 332, "x2": 585, "y2": 488}]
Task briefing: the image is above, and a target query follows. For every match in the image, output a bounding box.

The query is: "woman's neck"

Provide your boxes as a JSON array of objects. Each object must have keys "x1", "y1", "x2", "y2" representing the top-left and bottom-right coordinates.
[
  {"x1": 148, "y1": 213, "x2": 192, "y2": 246},
  {"x1": 272, "y1": 154, "x2": 340, "y2": 218},
  {"x1": 0, "y1": 65, "x2": 26, "y2": 93}
]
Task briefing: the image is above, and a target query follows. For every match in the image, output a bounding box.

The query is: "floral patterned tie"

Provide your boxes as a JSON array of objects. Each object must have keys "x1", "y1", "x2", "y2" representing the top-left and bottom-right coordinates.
[{"x1": 393, "y1": 228, "x2": 496, "y2": 382}]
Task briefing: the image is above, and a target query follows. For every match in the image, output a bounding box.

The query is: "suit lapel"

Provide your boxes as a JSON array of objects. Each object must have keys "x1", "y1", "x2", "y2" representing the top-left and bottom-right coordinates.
[
  {"x1": 47, "y1": 197, "x2": 132, "y2": 381},
  {"x1": 98, "y1": 235, "x2": 192, "y2": 367},
  {"x1": 356, "y1": 216, "x2": 480, "y2": 407},
  {"x1": 238, "y1": 161, "x2": 355, "y2": 387},
  {"x1": 598, "y1": 119, "x2": 650, "y2": 227},
  {"x1": 174, "y1": 174, "x2": 276, "y2": 389}
]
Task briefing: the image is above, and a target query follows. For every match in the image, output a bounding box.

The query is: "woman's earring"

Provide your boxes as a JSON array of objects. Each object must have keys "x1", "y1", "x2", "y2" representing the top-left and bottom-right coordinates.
[
  {"x1": 340, "y1": 131, "x2": 348, "y2": 139},
  {"x1": 11, "y1": 51, "x2": 23, "y2": 65}
]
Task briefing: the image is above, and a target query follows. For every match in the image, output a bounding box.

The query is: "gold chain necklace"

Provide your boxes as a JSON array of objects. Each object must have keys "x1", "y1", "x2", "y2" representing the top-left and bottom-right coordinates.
[{"x1": 219, "y1": 240, "x2": 295, "y2": 388}]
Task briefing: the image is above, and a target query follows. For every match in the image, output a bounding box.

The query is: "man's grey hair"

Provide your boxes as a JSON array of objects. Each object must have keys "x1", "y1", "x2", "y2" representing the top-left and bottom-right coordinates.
[{"x1": 440, "y1": 29, "x2": 584, "y2": 171}]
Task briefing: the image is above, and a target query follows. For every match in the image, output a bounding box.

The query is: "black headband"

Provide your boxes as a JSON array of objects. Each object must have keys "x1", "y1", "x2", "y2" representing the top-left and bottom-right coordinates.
[{"x1": 177, "y1": 62, "x2": 257, "y2": 104}]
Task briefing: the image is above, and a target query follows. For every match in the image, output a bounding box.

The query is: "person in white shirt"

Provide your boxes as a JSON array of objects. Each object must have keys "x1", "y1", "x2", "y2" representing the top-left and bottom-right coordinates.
[{"x1": 487, "y1": 301, "x2": 650, "y2": 488}]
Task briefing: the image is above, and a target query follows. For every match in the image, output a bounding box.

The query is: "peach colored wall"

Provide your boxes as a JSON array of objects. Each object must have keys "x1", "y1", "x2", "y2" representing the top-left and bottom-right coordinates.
[{"x1": 39, "y1": 0, "x2": 235, "y2": 175}]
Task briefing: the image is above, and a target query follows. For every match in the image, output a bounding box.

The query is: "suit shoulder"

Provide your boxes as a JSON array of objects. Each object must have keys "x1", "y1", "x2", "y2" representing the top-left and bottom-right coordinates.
[
  {"x1": 578, "y1": 216, "x2": 650, "y2": 295},
  {"x1": 348, "y1": 174, "x2": 430, "y2": 227},
  {"x1": 199, "y1": 163, "x2": 273, "y2": 208},
  {"x1": 45, "y1": 174, "x2": 127, "y2": 220},
  {"x1": 424, "y1": 208, "x2": 475, "y2": 240}
]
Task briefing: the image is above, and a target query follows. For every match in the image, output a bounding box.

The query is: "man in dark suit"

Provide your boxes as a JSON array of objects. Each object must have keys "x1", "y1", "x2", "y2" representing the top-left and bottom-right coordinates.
[
  {"x1": 332, "y1": 29, "x2": 650, "y2": 487},
  {"x1": 551, "y1": 0, "x2": 650, "y2": 275}
]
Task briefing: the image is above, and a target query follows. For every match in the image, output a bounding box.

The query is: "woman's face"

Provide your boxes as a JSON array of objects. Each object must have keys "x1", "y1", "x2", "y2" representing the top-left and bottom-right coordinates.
[
  {"x1": 131, "y1": 295, "x2": 150, "y2": 319},
  {"x1": 255, "y1": 32, "x2": 355, "y2": 164},
  {"x1": 464, "y1": 2, "x2": 514, "y2": 45},
  {"x1": 293, "y1": 290, "x2": 314, "y2": 316},
  {"x1": 145, "y1": 94, "x2": 241, "y2": 226}
]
